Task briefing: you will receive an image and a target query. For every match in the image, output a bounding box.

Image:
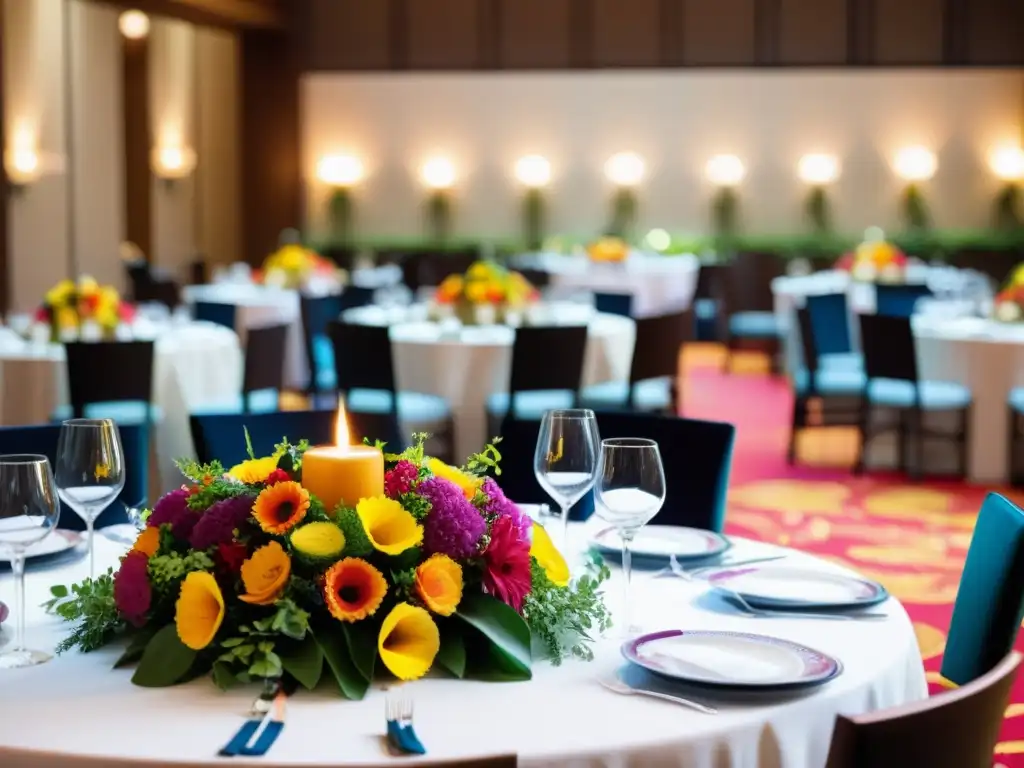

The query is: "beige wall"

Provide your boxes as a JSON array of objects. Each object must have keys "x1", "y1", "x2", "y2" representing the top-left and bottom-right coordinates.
[{"x1": 302, "y1": 70, "x2": 1024, "y2": 240}]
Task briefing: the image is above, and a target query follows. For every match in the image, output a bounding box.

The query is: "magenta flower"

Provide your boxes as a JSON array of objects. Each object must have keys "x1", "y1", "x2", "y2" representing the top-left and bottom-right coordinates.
[
  {"x1": 147, "y1": 488, "x2": 198, "y2": 541},
  {"x1": 481, "y1": 478, "x2": 532, "y2": 540},
  {"x1": 190, "y1": 494, "x2": 255, "y2": 550},
  {"x1": 418, "y1": 477, "x2": 486, "y2": 559},
  {"x1": 481, "y1": 516, "x2": 532, "y2": 612},
  {"x1": 385, "y1": 460, "x2": 419, "y2": 499},
  {"x1": 114, "y1": 551, "x2": 152, "y2": 627}
]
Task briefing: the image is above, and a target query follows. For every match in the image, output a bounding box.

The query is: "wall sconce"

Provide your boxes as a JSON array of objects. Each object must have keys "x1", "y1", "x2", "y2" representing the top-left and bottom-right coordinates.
[
  {"x1": 798, "y1": 153, "x2": 840, "y2": 235},
  {"x1": 604, "y1": 152, "x2": 644, "y2": 240},
  {"x1": 514, "y1": 155, "x2": 551, "y2": 251},
  {"x1": 420, "y1": 157, "x2": 456, "y2": 243},
  {"x1": 990, "y1": 146, "x2": 1024, "y2": 230},
  {"x1": 317, "y1": 154, "x2": 363, "y2": 243},
  {"x1": 118, "y1": 9, "x2": 150, "y2": 40},
  {"x1": 151, "y1": 145, "x2": 196, "y2": 185},
  {"x1": 705, "y1": 155, "x2": 744, "y2": 242},
  {"x1": 5, "y1": 146, "x2": 41, "y2": 190},
  {"x1": 892, "y1": 146, "x2": 936, "y2": 231}
]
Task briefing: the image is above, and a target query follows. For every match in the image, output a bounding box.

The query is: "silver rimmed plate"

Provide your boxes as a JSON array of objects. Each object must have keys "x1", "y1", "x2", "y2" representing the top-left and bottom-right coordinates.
[
  {"x1": 591, "y1": 525, "x2": 729, "y2": 563},
  {"x1": 622, "y1": 629, "x2": 842, "y2": 690},
  {"x1": 0, "y1": 530, "x2": 81, "y2": 570},
  {"x1": 702, "y1": 564, "x2": 889, "y2": 610}
]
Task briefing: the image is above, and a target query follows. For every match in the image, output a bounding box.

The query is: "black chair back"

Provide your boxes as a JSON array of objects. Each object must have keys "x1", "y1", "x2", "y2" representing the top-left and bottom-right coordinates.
[
  {"x1": 243, "y1": 324, "x2": 289, "y2": 408},
  {"x1": 497, "y1": 411, "x2": 735, "y2": 531},
  {"x1": 725, "y1": 252, "x2": 784, "y2": 313},
  {"x1": 123, "y1": 259, "x2": 152, "y2": 302},
  {"x1": 630, "y1": 310, "x2": 690, "y2": 384},
  {"x1": 300, "y1": 293, "x2": 344, "y2": 391},
  {"x1": 399, "y1": 256, "x2": 422, "y2": 292},
  {"x1": 516, "y1": 268, "x2": 550, "y2": 290},
  {"x1": 875, "y1": 283, "x2": 933, "y2": 318},
  {"x1": 194, "y1": 301, "x2": 238, "y2": 330},
  {"x1": 594, "y1": 292, "x2": 633, "y2": 318},
  {"x1": 421, "y1": 251, "x2": 479, "y2": 287},
  {"x1": 949, "y1": 248, "x2": 1020, "y2": 286},
  {"x1": 322, "y1": 246, "x2": 356, "y2": 272},
  {"x1": 340, "y1": 286, "x2": 376, "y2": 311},
  {"x1": 796, "y1": 306, "x2": 819, "y2": 381},
  {"x1": 64, "y1": 341, "x2": 155, "y2": 419},
  {"x1": 858, "y1": 314, "x2": 918, "y2": 384},
  {"x1": 189, "y1": 259, "x2": 208, "y2": 286},
  {"x1": 150, "y1": 278, "x2": 181, "y2": 310},
  {"x1": 327, "y1": 321, "x2": 397, "y2": 396},
  {"x1": 508, "y1": 326, "x2": 587, "y2": 396}
]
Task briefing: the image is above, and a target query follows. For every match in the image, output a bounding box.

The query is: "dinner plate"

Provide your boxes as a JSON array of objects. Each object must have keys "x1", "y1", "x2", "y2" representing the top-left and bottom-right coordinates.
[
  {"x1": 0, "y1": 530, "x2": 82, "y2": 570},
  {"x1": 702, "y1": 564, "x2": 889, "y2": 610},
  {"x1": 591, "y1": 525, "x2": 729, "y2": 563},
  {"x1": 622, "y1": 629, "x2": 842, "y2": 690}
]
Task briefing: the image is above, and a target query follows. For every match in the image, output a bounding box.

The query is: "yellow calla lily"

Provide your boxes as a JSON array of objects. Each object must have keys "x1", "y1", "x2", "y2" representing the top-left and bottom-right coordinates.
[
  {"x1": 378, "y1": 602, "x2": 440, "y2": 681},
  {"x1": 531, "y1": 522, "x2": 569, "y2": 587}
]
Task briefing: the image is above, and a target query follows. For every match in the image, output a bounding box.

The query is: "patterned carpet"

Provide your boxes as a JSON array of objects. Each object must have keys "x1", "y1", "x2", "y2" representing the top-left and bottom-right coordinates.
[{"x1": 680, "y1": 346, "x2": 1024, "y2": 766}]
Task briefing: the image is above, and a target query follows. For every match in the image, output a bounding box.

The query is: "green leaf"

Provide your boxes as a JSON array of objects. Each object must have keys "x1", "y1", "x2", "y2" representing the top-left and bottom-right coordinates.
[
  {"x1": 131, "y1": 625, "x2": 197, "y2": 687},
  {"x1": 280, "y1": 635, "x2": 324, "y2": 691},
  {"x1": 212, "y1": 661, "x2": 237, "y2": 691},
  {"x1": 454, "y1": 593, "x2": 532, "y2": 681},
  {"x1": 50, "y1": 585, "x2": 68, "y2": 598},
  {"x1": 436, "y1": 623, "x2": 466, "y2": 679},
  {"x1": 344, "y1": 623, "x2": 377, "y2": 683},
  {"x1": 113, "y1": 627, "x2": 158, "y2": 669},
  {"x1": 314, "y1": 625, "x2": 370, "y2": 700}
]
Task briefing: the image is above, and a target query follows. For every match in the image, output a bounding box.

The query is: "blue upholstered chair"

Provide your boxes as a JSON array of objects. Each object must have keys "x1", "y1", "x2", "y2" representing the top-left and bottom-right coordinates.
[
  {"x1": 1009, "y1": 389, "x2": 1024, "y2": 485},
  {"x1": 594, "y1": 292, "x2": 633, "y2": 318},
  {"x1": 300, "y1": 293, "x2": 344, "y2": 393},
  {"x1": 854, "y1": 314, "x2": 970, "y2": 479},
  {"x1": 805, "y1": 292, "x2": 862, "y2": 371},
  {"x1": 722, "y1": 252, "x2": 785, "y2": 374},
  {"x1": 193, "y1": 301, "x2": 238, "y2": 331},
  {"x1": 0, "y1": 423, "x2": 146, "y2": 529},
  {"x1": 940, "y1": 493, "x2": 1024, "y2": 686},
  {"x1": 875, "y1": 283, "x2": 933, "y2": 318},
  {"x1": 496, "y1": 411, "x2": 735, "y2": 532}
]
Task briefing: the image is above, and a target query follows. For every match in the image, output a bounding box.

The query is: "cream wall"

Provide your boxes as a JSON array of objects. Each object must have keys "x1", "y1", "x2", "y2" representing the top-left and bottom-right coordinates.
[{"x1": 302, "y1": 71, "x2": 1024, "y2": 240}]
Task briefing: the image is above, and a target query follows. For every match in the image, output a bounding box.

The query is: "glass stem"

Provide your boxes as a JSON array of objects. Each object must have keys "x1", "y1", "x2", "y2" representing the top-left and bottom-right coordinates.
[
  {"x1": 86, "y1": 518, "x2": 95, "y2": 580},
  {"x1": 12, "y1": 550, "x2": 26, "y2": 652},
  {"x1": 620, "y1": 530, "x2": 636, "y2": 635},
  {"x1": 560, "y1": 502, "x2": 570, "y2": 552}
]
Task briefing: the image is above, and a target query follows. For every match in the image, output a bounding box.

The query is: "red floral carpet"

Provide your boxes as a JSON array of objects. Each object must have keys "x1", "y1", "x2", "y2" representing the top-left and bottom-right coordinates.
[{"x1": 681, "y1": 347, "x2": 1024, "y2": 766}]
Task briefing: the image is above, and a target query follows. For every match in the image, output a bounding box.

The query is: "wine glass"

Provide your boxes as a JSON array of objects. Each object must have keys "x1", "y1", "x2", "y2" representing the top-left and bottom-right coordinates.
[
  {"x1": 0, "y1": 455, "x2": 61, "y2": 668},
  {"x1": 534, "y1": 409, "x2": 600, "y2": 551},
  {"x1": 55, "y1": 419, "x2": 125, "y2": 578},
  {"x1": 594, "y1": 438, "x2": 666, "y2": 637}
]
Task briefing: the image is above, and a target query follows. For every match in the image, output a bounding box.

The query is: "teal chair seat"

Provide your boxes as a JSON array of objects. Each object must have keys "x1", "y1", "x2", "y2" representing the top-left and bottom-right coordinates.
[
  {"x1": 312, "y1": 334, "x2": 337, "y2": 390},
  {"x1": 1009, "y1": 387, "x2": 1024, "y2": 413},
  {"x1": 729, "y1": 311, "x2": 780, "y2": 338},
  {"x1": 819, "y1": 352, "x2": 864, "y2": 372},
  {"x1": 347, "y1": 389, "x2": 451, "y2": 422},
  {"x1": 486, "y1": 390, "x2": 575, "y2": 419},
  {"x1": 793, "y1": 367, "x2": 866, "y2": 396},
  {"x1": 53, "y1": 401, "x2": 162, "y2": 425},
  {"x1": 189, "y1": 390, "x2": 281, "y2": 416},
  {"x1": 579, "y1": 378, "x2": 672, "y2": 411},
  {"x1": 866, "y1": 378, "x2": 971, "y2": 410},
  {"x1": 694, "y1": 298, "x2": 717, "y2": 320}
]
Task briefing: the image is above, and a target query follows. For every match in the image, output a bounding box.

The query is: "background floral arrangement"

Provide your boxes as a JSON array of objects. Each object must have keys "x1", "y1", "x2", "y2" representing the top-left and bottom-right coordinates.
[
  {"x1": 45, "y1": 434, "x2": 609, "y2": 696},
  {"x1": 435, "y1": 260, "x2": 539, "y2": 307},
  {"x1": 994, "y1": 268, "x2": 1024, "y2": 322},
  {"x1": 255, "y1": 244, "x2": 342, "y2": 290},
  {"x1": 33, "y1": 276, "x2": 135, "y2": 341},
  {"x1": 835, "y1": 238, "x2": 908, "y2": 283},
  {"x1": 587, "y1": 237, "x2": 629, "y2": 263}
]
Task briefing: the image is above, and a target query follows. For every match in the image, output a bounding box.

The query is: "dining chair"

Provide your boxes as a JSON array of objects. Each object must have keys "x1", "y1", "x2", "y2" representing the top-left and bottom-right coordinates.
[
  {"x1": 940, "y1": 493, "x2": 1024, "y2": 687},
  {"x1": 497, "y1": 411, "x2": 735, "y2": 531},
  {"x1": 123, "y1": 259, "x2": 152, "y2": 302},
  {"x1": 322, "y1": 245, "x2": 356, "y2": 272},
  {"x1": 299, "y1": 293, "x2": 344, "y2": 394},
  {"x1": 189, "y1": 257, "x2": 208, "y2": 286},
  {"x1": 485, "y1": 325, "x2": 588, "y2": 430},
  {"x1": 194, "y1": 301, "x2": 238, "y2": 331},
  {"x1": 594, "y1": 292, "x2": 633, "y2": 318},
  {"x1": 1009, "y1": 392, "x2": 1024, "y2": 486},
  {"x1": 0, "y1": 423, "x2": 146, "y2": 529},
  {"x1": 692, "y1": 263, "x2": 729, "y2": 342},
  {"x1": 327, "y1": 321, "x2": 451, "y2": 456},
  {"x1": 241, "y1": 323, "x2": 289, "y2": 413},
  {"x1": 340, "y1": 285, "x2": 376, "y2": 311},
  {"x1": 805, "y1": 292, "x2": 857, "y2": 362},
  {"x1": 824, "y1": 651, "x2": 1019, "y2": 768},
  {"x1": 420, "y1": 250, "x2": 479, "y2": 287},
  {"x1": 63, "y1": 340, "x2": 157, "y2": 428},
  {"x1": 787, "y1": 307, "x2": 864, "y2": 465},
  {"x1": 874, "y1": 283, "x2": 934, "y2": 317},
  {"x1": 948, "y1": 247, "x2": 1020, "y2": 286},
  {"x1": 580, "y1": 309, "x2": 689, "y2": 414},
  {"x1": 516, "y1": 268, "x2": 550, "y2": 290},
  {"x1": 854, "y1": 314, "x2": 970, "y2": 480},
  {"x1": 722, "y1": 251, "x2": 785, "y2": 373}
]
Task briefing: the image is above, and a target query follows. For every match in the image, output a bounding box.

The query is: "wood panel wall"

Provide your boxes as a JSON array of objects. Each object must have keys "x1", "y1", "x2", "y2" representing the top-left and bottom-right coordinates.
[
  {"x1": 304, "y1": 0, "x2": 1024, "y2": 70},
  {"x1": 122, "y1": 34, "x2": 151, "y2": 259},
  {"x1": 0, "y1": 0, "x2": 7, "y2": 316}
]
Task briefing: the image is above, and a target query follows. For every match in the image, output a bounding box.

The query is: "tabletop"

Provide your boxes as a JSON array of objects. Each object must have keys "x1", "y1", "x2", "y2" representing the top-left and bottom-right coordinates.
[{"x1": 0, "y1": 522, "x2": 926, "y2": 768}]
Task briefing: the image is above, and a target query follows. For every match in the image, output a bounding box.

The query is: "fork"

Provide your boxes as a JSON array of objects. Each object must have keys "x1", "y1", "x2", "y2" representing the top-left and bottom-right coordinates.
[{"x1": 385, "y1": 692, "x2": 425, "y2": 755}]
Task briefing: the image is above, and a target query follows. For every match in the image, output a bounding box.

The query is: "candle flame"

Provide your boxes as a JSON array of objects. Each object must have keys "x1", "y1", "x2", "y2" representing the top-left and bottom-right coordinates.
[{"x1": 334, "y1": 402, "x2": 351, "y2": 447}]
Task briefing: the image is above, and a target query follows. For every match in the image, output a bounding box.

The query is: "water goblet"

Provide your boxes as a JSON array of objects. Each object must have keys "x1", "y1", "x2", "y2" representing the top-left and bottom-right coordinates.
[
  {"x1": 55, "y1": 419, "x2": 125, "y2": 578},
  {"x1": 534, "y1": 409, "x2": 600, "y2": 552},
  {"x1": 0, "y1": 455, "x2": 61, "y2": 668},
  {"x1": 594, "y1": 438, "x2": 666, "y2": 637}
]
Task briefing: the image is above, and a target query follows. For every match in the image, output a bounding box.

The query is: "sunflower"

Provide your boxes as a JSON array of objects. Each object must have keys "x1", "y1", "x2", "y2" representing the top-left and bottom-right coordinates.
[
  {"x1": 356, "y1": 496, "x2": 423, "y2": 555},
  {"x1": 323, "y1": 558, "x2": 388, "y2": 623},
  {"x1": 228, "y1": 456, "x2": 281, "y2": 485},
  {"x1": 252, "y1": 481, "x2": 309, "y2": 535}
]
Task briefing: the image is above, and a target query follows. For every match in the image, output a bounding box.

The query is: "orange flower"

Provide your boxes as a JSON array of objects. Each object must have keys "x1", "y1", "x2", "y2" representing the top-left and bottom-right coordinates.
[
  {"x1": 323, "y1": 558, "x2": 388, "y2": 623},
  {"x1": 252, "y1": 481, "x2": 309, "y2": 535},
  {"x1": 131, "y1": 526, "x2": 161, "y2": 558},
  {"x1": 239, "y1": 541, "x2": 291, "y2": 605},
  {"x1": 414, "y1": 554, "x2": 463, "y2": 616}
]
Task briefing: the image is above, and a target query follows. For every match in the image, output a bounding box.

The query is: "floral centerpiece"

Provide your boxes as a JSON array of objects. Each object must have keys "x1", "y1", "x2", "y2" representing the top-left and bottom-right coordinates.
[
  {"x1": 835, "y1": 237, "x2": 908, "y2": 283},
  {"x1": 993, "y1": 268, "x2": 1024, "y2": 322},
  {"x1": 32, "y1": 277, "x2": 136, "y2": 342},
  {"x1": 255, "y1": 244, "x2": 344, "y2": 290},
  {"x1": 45, "y1": 433, "x2": 609, "y2": 696},
  {"x1": 587, "y1": 237, "x2": 629, "y2": 264},
  {"x1": 433, "y1": 261, "x2": 540, "y2": 325}
]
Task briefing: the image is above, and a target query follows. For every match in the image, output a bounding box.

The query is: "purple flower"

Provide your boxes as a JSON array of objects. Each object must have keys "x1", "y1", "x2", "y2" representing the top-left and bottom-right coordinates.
[
  {"x1": 147, "y1": 488, "x2": 198, "y2": 541},
  {"x1": 418, "y1": 477, "x2": 487, "y2": 559},
  {"x1": 481, "y1": 478, "x2": 532, "y2": 540},
  {"x1": 385, "y1": 460, "x2": 419, "y2": 499},
  {"x1": 114, "y1": 551, "x2": 151, "y2": 627},
  {"x1": 190, "y1": 494, "x2": 255, "y2": 550}
]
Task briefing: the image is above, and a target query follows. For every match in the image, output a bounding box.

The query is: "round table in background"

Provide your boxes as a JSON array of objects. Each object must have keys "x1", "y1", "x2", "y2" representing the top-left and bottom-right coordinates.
[{"x1": 0, "y1": 525, "x2": 926, "y2": 767}]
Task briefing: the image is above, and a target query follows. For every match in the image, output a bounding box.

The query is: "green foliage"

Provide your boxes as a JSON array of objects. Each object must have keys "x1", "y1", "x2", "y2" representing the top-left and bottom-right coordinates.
[
  {"x1": 174, "y1": 457, "x2": 225, "y2": 485},
  {"x1": 711, "y1": 188, "x2": 739, "y2": 241},
  {"x1": 275, "y1": 437, "x2": 311, "y2": 479},
  {"x1": 280, "y1": 634, "x2": 324, "y2": 690},
  {"x1": 464, "y1": 438, "x2": 502, "y2": 477},
  {"x1": 329, "y1": 187, "x2": 354, "y2": 243},
  {"x1": 995, "y1": 184, "x2": 1023, "y2": 230},
  {"x1": 314, "y1": 623, "x2": 376, "y2": 700},
  {"x1": 426, "y1": 190, "x2": 453, "y2": 244},
  {"x1": 131, "y1": 624, "x2": 196, "y2": 687},
  {"x1": 903, "y1": 184, "x2": 931, "y2": 231},
  {"x1": 805, "y1": 187, "x2": 831, "y2": 235},
  {"x1": 42, "y1": 570, "x2": 124, "y2": 654},
  {"x1": 335, "y1": 506, "x2": 374, "y2": 557},
  {"x1": 185, "y1": 478, "x2": 247, "y2": 511},
  {"x1": 608, "y1": 188, "x2": 638, "y2": 241},
  {"x1": 522, "y1": 555, "x2": 612, "y2": 664},
  {"x1": 436, "y1": 622, "x2": 467, "y2": 678},
  {"x1": 382, "y1": 432, "x2": 430, "y2": 464},
  {"x1": 397, "y1": 491, "x2": 431, "y2": 521},
  {"x1": 243, "y1": 426, "x2": 256, "y2": 459},
  {"x1": 215, "y1": 601, "x2": 310, "y2": 685},
  {"x1": 148, "y1": 551, "x2": 215, "y2": 597},
  {"x1": 523, "y1": 188, "x2": 545, "y2": 251},
  {"x1": 454, "y1": 592, "x2": 532, "y2": 681}
]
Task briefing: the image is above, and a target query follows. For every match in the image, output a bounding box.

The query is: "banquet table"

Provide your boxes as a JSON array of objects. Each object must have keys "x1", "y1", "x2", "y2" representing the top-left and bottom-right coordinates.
[
  {"x1": 342, "y1": 303, "x2": 636, "y2": 459},
  {"x1": 511, "y1": 252, "x2": 701, "y2": 317},
  {"x1": 0, "y1": 320, "x2": 244, "y2": 495},
  {"x1": 0, "y1": 524, "x2": 926, "y2": 768}
]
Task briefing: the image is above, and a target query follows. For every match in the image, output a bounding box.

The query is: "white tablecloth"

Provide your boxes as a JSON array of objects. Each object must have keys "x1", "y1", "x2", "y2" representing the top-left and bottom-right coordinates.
[
  {"x1": 513, "y1": 252, "x2": 701, "y2": 317},
  {"x1": 0, "y1": 526, "x2": 926, "y2": 767},
  {"x1": 343, "y1": 304, "x2": 636, "y2": 460},
  {"x1": 0, "y1": 321, "x2": 243, "y2": 494}
]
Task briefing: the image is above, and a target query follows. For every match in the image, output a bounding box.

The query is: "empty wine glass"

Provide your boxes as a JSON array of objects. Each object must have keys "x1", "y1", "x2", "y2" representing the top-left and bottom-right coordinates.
[
  {"x1": 55, "y1": 419, "x2": 125, "y2": 578},
  {"x1": 534, "y1": 409, "x2": 600, "y2": 552},
  {"x1": 594, "y1": 438, "x2": 666, "y2": 637},
  {"x1": 0, "y1": 455, "x2": 61, "y2": 668}
]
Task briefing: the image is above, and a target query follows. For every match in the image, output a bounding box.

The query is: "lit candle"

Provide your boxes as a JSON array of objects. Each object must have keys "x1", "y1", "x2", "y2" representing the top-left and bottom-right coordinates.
[{"x1": 301, "y1": 404, "x2": 385, "y2": 513}]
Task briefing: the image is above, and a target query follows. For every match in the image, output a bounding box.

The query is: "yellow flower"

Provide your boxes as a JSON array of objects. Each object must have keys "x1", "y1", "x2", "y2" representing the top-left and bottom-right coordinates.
[
  {"x1": 356, "y1": 496, "x2": 423, "y2": 555},
  {"x1": 378, "y1": 602, "x2": 440, "y2": 681},
  {"x1": 323, "y1": 557, "x2": 388, "y2": 622},
  {"x1": 466, "y1": 261, "x2": 493, "y2": 280},
  {"x1": 239, "y1": 541, "x2": 292, "y2": 605},
  {"x1": 55, "y1": 306, "x2": 78, "y2": 330},
  {"x1": 78, "y1": 275, "x2": 99, "y2": 294},
  {"x1": 290, "y1": 521, "x2": 346, "y2": 559},
  {"x1": 252, "y1": 481, "x2": 309, "y2": 535},
  {"x1": 531, "y1": 523, "x2": 569, "y2": 587},
  {"x1": 426, "y1": 458, "x2": 482, "y2": 499},
  {"x1": 464, "y1": 280, "x2": 489, "y2": 303},
  {"x1": 46, "y1": 279, "x2": 76, "y2": 307},
  {"x1": 228, "y1": 456, "x2": 280, "y2": 485},
  {"x1": 131, "y1": 526, "x2": 161, "y2": 558},
  {"x1": 175, "y1": 571, "x2": 225, "y2": 650},
  {"x1": 414, "y1": 554, "x2": 463, "y2": 616}
]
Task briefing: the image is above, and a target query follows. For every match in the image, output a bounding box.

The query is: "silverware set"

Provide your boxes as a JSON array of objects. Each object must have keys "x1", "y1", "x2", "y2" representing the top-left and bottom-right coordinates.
[{"x1": 385, "y1": 692, "x2": 426, "y2": 755}]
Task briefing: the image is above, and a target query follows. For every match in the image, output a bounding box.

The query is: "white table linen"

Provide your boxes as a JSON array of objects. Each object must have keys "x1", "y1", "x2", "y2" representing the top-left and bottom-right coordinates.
[
  {"x1": 0, "y1": 526, "x2": 926, "y2": 768},
  {"x1": 0, "y1": 321, "x2": 243, "y2": 494},
  {"x1": 343, "y1": 303, "x2": 636, "y2": 459}
]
